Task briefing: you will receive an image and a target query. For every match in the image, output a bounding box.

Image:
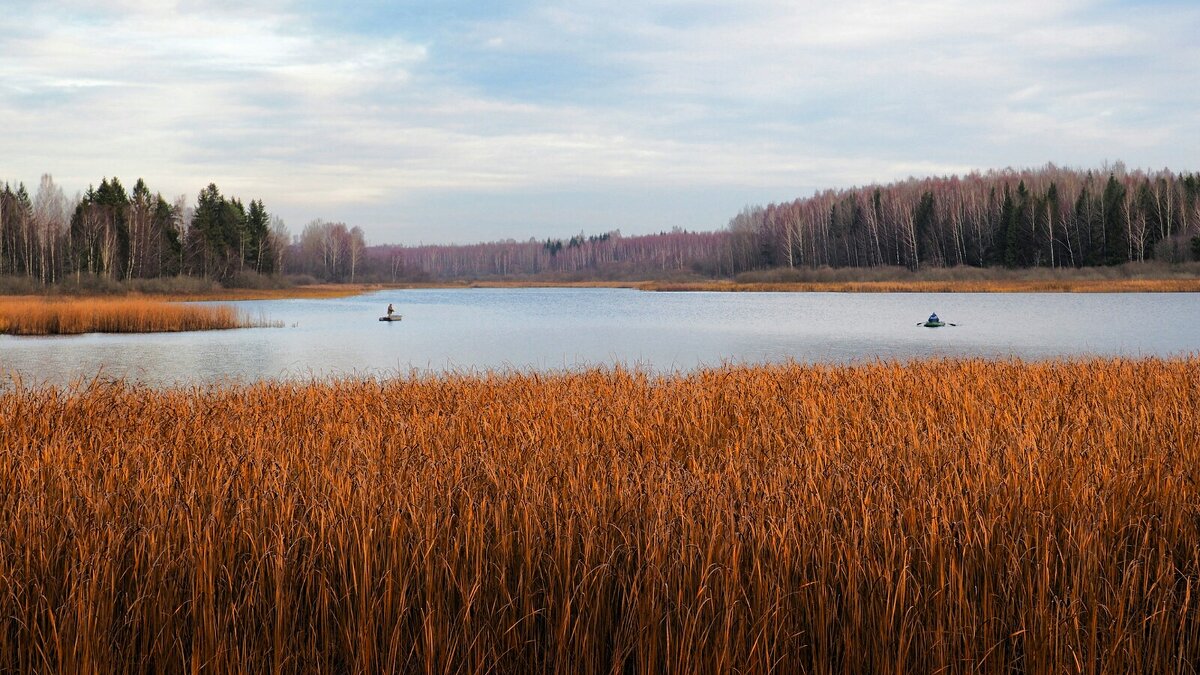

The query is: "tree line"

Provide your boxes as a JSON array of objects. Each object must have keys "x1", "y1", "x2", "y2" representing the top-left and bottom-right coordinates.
[
  {"x1": 728, "y1": 163, "x2": 1200, "y2": 273},
  {"x1": 366, "y1": 228, "x2": 730, "y2": 282},
  {"x1": 355, "y1": 164, "x2": 1200, "y2": 282},
  {"x1": 0, "y1": 175, "x2": 397, "y2": 285},
  {"x1": 5, "y1": 164, "x2": 1200, "y2": 287},
  {"x1": 0, "y1": 175, "x2": 286, "y2": 285}
]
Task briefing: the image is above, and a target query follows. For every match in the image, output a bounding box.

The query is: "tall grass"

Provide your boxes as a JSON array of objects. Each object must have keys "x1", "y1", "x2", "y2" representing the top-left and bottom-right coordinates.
[
  {"x1": 1, "y1": 359, "x2": 1198, "y2": 673},
  {"x1": 0, "y1": 297, "x2": 252, "y2": 335}
]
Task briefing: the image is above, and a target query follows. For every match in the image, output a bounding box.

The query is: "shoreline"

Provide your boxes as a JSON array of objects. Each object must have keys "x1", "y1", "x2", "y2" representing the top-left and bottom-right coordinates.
[
  {"x1": 6, "y1": 275, "x2": 1200, "y2": 303},
  {"x1": 632, "y1": 278, "x2": 1200, "y2": 293},
  {"x1": 398, "y1": 277, "x2": 1200, "y2": 294}
]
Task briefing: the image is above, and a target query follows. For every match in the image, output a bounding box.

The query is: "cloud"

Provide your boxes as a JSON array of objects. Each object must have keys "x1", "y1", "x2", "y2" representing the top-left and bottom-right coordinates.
[{"x1": 1, "y1": 0, "x2": 1197, "y2": 243}]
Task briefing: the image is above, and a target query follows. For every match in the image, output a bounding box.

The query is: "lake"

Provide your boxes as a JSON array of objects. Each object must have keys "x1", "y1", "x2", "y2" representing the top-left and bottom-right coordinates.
[{"x1": 3, "y1": 288, "x2": 1199, "y2": 387}]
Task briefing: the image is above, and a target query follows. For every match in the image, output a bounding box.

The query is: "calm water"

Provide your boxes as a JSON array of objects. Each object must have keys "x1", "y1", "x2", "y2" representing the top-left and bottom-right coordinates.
[{"x1": 3, "y1": 288, "x2": 1199, "y2": 386}]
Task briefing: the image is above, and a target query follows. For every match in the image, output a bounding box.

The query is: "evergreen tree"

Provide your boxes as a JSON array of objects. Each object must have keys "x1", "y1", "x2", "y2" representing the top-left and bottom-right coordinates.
[
  {"x1": 1007, "y1": 181, "x2": 1042, "y2": 266},
  {"x1": 1101, "y1": 174, "x2": 1128, "y2": 265},
  {"x1": 0, "y1": 183, "x2": 34, "y2": 276},
  {"x1": 155, "y1": 194, "x2": 183, "y2": 277},
  {"x1": 189, "y1": 183, "x2": 244, "y2": 279},
  {"x1": 69, "y1": 177, "x2": 130, "y2": 278},
  {"x1": 1001, "y1": 188, "x2": 1019, "y2": 268},
  {"x1": 913, "y1": 191, "x2": 937, "y2": 266},
  {"x1": 245, "y1": 199, "x2": 272, "y2": 273}
]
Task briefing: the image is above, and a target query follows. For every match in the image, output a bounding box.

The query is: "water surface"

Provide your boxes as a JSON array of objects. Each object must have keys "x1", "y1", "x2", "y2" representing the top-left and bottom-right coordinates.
[{"x1": 2, "y1": 288, "x2": 1198, "y2": 386}]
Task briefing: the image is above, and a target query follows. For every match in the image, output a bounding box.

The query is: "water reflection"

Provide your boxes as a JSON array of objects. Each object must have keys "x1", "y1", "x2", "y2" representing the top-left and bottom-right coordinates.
[{"x1": 2, "y1": 288, "x2": 1198, "y2": 387}]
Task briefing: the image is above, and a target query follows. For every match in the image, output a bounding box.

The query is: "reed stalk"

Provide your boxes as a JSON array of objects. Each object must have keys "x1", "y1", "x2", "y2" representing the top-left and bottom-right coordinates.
[
  {"x1": 0, "y1": 297, "x2": 257, "y2": 335},
  {"x1": 0, "y1": 359, "x2": 1197, "y2": 673}
]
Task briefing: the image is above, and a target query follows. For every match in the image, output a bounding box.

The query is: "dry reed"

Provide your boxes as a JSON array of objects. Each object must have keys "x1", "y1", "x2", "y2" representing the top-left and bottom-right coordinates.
[
  {"x1": 1, "y1": 359, "x2": 1198, "y2": 673},
  {"x1": 0, "y1": 297, "x2": 253, "y2": 335}
]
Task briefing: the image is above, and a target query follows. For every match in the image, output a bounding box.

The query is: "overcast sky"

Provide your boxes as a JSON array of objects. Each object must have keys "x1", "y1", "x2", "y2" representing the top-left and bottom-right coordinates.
[{"x1": 2, "y1": 0, "x2": 1197, "y2": 244}]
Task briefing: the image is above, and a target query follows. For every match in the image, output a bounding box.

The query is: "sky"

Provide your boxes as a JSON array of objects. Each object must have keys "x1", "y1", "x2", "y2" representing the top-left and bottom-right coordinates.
[{"x1": 1, "y1": 0, "x2": 1198, "y2": 245}]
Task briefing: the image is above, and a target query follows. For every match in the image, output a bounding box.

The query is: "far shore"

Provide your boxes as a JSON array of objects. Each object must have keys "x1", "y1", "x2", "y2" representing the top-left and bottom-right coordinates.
[
  {"x1": 630, "y1": 278, "x2": 1200, "y2": 293},
  {"x1": 140, "y1": 277, "x2": 1200, "y2": 298},
  {"x1": 386, "y1": 276, "x2": 1200, "y2": 294},
  {"x1": 5, "y1": 263, "x2": 1200, "y2": 301}
]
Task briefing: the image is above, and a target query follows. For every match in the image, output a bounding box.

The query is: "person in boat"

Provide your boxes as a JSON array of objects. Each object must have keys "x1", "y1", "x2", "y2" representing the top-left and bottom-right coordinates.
[
  {"x1": 927, "y1": 312, "x2": 940, "y2": 324},
  {"x1": 386, "y1": 303, "x2": 395, "y2": 318}
]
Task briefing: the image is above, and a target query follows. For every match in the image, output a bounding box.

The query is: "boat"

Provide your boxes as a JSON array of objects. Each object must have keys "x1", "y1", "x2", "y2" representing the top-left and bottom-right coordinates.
[
  {"x1": 922, "y1": 320, "x2": 946, "y2": 328},
  {"x1": 379, "y1": 315, "x2": 402, "y2": 322}
]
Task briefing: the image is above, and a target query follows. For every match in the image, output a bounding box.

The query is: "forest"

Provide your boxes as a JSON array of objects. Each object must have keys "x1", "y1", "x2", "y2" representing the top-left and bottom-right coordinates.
[
  {"x1": 357, "y1": 163, "x2": 1200, "y2": 281},
  {"x1": 727, "y1": 162, "x2": 1200, "y2": 273},
  {"x1": 3, "y1": 163, "x2": 1200, "y2": 287},
  {"x1": 0, "y1": 176, "x2": 284, "y2": 285}
]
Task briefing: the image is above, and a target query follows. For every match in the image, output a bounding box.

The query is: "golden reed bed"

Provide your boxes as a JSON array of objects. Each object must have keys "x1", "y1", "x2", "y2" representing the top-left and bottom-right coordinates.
[
  {"x1": 1, "y1": 359, "x2": 1199, "y2": 673},
  {"x1": 0, "y1": 297, "x2": 251, "y2": 335}
]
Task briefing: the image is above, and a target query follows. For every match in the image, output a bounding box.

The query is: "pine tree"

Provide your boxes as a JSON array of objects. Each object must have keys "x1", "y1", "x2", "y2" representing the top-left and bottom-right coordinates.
[
  {"x1": 245, "y1": 199, "x2": 272, "y2": 273},
  {"x1": 189, "y1": 183, "x2": 234, "y2": 278},
  {"x1": 1101, "y1": 174, "x2": 1128, "y2": 265},
  {"x1": 155, "y1": 195, "x2": 183, "y2": 277},
  {"x1": 913, "y1": 191, "x2": 937, "y2": 266},
  {"x1": 1001, "y1": 188, "x2": 1018, "y2": 268}
]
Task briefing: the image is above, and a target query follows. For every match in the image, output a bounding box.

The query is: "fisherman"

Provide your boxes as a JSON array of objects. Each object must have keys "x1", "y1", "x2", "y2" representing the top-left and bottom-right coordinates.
[
  {"x1": 387, "y1": 303, "x2": 395, "y2": 318},
  {"x1": 928, "y1": 312, "x2": 939, "y2": 324}
]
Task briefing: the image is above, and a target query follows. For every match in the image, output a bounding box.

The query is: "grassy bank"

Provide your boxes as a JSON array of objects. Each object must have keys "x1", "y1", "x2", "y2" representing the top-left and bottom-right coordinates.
[
  {"x1": 0, "y1": 274, "x2": 372, "y2": 302},
  {"x1": 383, "y1": 262, "x2": 1200, "y2": 292},
  {"x1": 641, "y1": 278, "x2": 1200, "y2": 293},
  {"x1": 7, "y1": 262, "x2": 1200, "y2": 298},
  {"x1": 641, "y1": 262, "x2": 1200, "y2": 293},
  {"x1": 0, "y1": 297, "x2": 261, "y2": 335},
  {"x1": 2, "y1": 359, "x2": 1198, "y2": 672},
  {"x1": 160, "y1": 283, "x2": 381, "y2": 301}
]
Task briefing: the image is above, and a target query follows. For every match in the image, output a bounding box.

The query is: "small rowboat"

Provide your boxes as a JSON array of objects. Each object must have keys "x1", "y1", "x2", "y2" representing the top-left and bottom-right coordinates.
[
  {"x1": 379, "y1": 315, "x2": 402, "y2": 322},
  {"x1": 922, "y1": 320, "x2": 945, "y2": 328}
]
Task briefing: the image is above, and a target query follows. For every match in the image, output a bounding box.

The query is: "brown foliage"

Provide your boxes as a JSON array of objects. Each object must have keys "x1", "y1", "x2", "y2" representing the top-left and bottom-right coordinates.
[{"x1": 1, "y1": 360, "x2": 1199, "y2": 672}]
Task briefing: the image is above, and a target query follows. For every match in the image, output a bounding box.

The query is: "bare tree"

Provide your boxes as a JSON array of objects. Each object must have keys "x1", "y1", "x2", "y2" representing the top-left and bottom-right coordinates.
[
  {"x1": 348, "y1": 226, "x2": 366, "y2": 282},
  {"x1": 270, "y1": 215, "x2": 289, "y2": 275},
  {"x1": 33, "y1": 175, "x2": 68, "y2": 284}
]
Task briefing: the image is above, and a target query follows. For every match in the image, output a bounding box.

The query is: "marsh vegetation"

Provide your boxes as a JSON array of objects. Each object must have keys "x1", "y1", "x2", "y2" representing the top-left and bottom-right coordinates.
[
  {"x1": 0, "y1": 297, "x2": 257, "y2": 335},
  {"x1": 2, "y1": 359, "x2": 1197, "y2": 672}
]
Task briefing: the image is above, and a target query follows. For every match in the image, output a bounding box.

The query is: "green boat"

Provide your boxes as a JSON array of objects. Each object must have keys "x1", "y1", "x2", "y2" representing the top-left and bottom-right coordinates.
[{"x1": 922, "y1": 320, "x2": 946, "y2": 328}]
